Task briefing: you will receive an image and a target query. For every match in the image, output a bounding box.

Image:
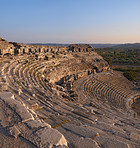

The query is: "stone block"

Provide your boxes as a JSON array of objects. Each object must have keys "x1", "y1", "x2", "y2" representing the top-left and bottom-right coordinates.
[
  {"x1": 26, "y1": 119, "x2": 50, "y2": 130},
  {"x1": 8, "y1": 126, "x2": 21, "y2": 138},
  {"x1": 0, "y1": 92, "x2": 34, "y2": 122},
  {"x1": 73, "y1": 137, "x2": 100, "y2": 148},
  {"x1": 30, "y1": 127, "x2": 67, "y2": 147}
]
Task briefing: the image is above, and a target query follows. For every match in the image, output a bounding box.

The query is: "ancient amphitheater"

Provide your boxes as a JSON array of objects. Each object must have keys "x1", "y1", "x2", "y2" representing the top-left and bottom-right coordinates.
[{"x1": 0, "y1": 37, "x2": 140, "y2": 148}]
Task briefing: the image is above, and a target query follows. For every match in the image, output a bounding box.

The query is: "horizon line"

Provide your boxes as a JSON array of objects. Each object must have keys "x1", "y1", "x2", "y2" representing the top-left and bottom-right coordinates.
[{"x1": 24, "y1": 42, "x2": 140, "y2": 45}]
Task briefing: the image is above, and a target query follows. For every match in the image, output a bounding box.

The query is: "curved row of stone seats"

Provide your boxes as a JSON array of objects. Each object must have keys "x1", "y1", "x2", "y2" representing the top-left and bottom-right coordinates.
[
  {"x1": 99, "y1": 78, "x2": 133, "y2": 107},
  {"x1": 36, "y1": 70, "x2": 53, "y2": 93},
  {"x1": 8, "y1": 59, "x2": 54, "y2": 102},
  {"x1": 14, "y1": 63, "x2": 30, "y2": 88},
  {"x1": 84, "y1": 78, "x2": 96, "y2": 92},
  {"x1": 3, "y1": 61, "x2": 18, "y2": 85},
  {"x1": 8, "y1": 61, "x2": 21, "y2": 81},
  {"x1": 97, "y1": 83, "x2": 123, "y2": 103},
  {"x1": 1, "y1": 61, "x2": 37, "y2": 105},
  {"x1": 92, "y1": 82, "x2": 110, "y2": 102},
  {"x1": 7, "y1": 73, "x2": 42, "y2": 107},
  {"x1": 28, "y1": 63, "x2": 40, "y2": 85},
  {"x1": 27, "y1": 64, "x2": 54, "y2": 98},
  {"x1": 26, "y1": 63, "x2": 39, "y2": 86},
  {"x1": 95, "y1": 77, "x2": 134, "y2": 97},
  {"x1": 3, "y1": 61, "x2": 14, "y2": 76},
  {"x1": 19, "y1": 63, "x2": 30, "y2": 83},
  {"x1": 14, "y1": 73, "x2": 57, "y2": 114},
  {"x1": 93, "y1": 81, "x2": 127, "y2": 108},
  {"x1": 83, "y1": 79, "x2": 100, "y2": 99},
  {"x1": 1, "y1": 63, "x2": 9, "y2": 75},
  {"x1": 24, "y1": 63, "x2": 36, "y2": 85},
  {"x1": 26, "y1": 62, "x2": 51, "y2": 93},
  {"x1": 28, "y1": 61, "x2": 55, "y2": 93},
  {"x1": 2, "y1": 62, "x2": 11, "y2": 74},
  {"x1": 83, "y1": 75, "x2": 136, "y2": 109},
  {"x1": 11, "y1": 59, "x2": 50, "y2": 96},
  {"x1": 92, "y1": 77, "x2": 125, "y2": 99},
  {"x1": 0, "y1": 63, "x2": 8, "y2": 91},
  {"x1": 82, "y1": 75, "x2": 126, "y2": 113},
  {"x1": 13, "y1": 62, "x2": 21, "y2": 79},
  {"x1": 21, "y1": 61, "x2": 45, "y2": 88},
  {"x1": 94, "y1": 75, "x2": 136, "y2": 97},
  {"x1": 97, "y1": 78, "x2": 135, "y2": 105},
  {"x1": 22, "y1": 63, "x2": 37, "y2": 86},
  {"x1": 10, "y1": 63, "x2": 19, "y2": 80},
  {"x1": 5, "y1": 73, "x2": 24, "y2": 97},
  {"x1": 18, "y1": 62, "x2": 41, "y2": 88},
  {"x1": 30, "y1": 63, "x2": 47, "y2": 87},
  {"x1": 25, "y1": 63, "x2": 42, "y2": 87},
  {"x1": 13, "y1": 63, "x2": 31, "y2": 90},
  {"x1": 17, "y1": 62, "x2": 28, "y2": 84}
]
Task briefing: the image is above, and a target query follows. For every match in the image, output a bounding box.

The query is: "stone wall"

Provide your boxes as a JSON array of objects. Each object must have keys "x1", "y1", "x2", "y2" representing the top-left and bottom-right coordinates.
[
  {"x1": 68, "y1": 44, "x2": 94, "y2": 52},
  {"x1": 0, "y1": 37, "x2": 95, "y2": 56}
]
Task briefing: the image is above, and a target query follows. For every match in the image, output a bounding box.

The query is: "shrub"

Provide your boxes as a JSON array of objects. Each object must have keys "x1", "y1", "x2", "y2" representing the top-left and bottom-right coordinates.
[
  {"x1": 123, "y1": 71, "x2": 140, "y2": 81},
  {"x1": 104, "y1": 57, "x2": 112, "y2": 66}
]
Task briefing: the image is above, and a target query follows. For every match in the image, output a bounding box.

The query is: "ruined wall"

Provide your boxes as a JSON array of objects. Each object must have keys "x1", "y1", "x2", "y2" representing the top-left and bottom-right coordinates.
[
  {"x1": 68, "y1": 44, "x2": 94, "y2": 52},
  {"x1": 0, "y1": 37, "x2": 95, "y2": 56},
  {"x1": 45, "y1": 52, "x2": 110, "y2": 85},
  {"x1": 0, "y1": 38, "x2": 15, "y2": 55}
]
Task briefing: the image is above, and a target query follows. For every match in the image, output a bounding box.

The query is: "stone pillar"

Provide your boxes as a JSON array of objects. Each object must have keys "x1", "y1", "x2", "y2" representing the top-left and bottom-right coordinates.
[
  {"x1": 18, "y1": 88, "x2": 22, "y2": 95},
  {"x1": 93, "y1": 69, "x2": 96, "y2": 74},
  {"x1": 134, "y1": 113, "x2": 137, "y2": 119}
]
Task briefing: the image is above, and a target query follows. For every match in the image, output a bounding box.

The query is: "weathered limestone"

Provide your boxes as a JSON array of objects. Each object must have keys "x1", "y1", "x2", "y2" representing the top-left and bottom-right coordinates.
[
  {"x1": 0, "y1": 37, "x2": 15, "y2": 55},
  {"x1": 1, "y1": 37, "x2": 140, "y2": 148},
  {"x1": 95, "y1": 136, "x2": 129, "y2": 148},
  {"x1": 8, "y1": 126, "x2": 21, "y2": 138},
  {"x1": 47, "y1": 52, "x2": 109, "y2": 86},
  {"x1": 0, "y1": 92, "x2": 34, "y2": 123},
  {"x1": 73, "y1": 137, "x2": 100, "y2": 148},
  {"x1": 33, "y1": 128, "x2": 67, "y2": 147},
  {"x1": 26, "y1": 119, "x2": 51, "y2": 129},
  {"x1": 15, "y1": 123, "x2": 67, "y2": 148},
  {"x1": 0, "y1": 37, "x2": 97, "y2": 57},
  {"x1": 68, "y1": 44, "x2": 94, "y2": 52},
  {"x1": 0, "y1": 92, "x2": 68, "y2": 148}
]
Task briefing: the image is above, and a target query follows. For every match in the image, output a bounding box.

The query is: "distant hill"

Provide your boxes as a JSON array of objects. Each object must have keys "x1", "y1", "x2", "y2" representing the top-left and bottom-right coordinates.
[
  {"x1": 1, "y1": 37, "x2": 140, "y2": 49},
  {"x1": 30, "y1": 43, "x2": 140, "y2": 49},
  {"x1": 111, "y1": 43, "x2": 140, "y2": 49},
  {"x1": 30, "y1": 43, "x2": 118, "y2": 48},
  {"x1": 90, "y1": 44, "x2": 119, "y2": 48},
  {"x1": 90, "y1": 43, "x2": 140, "y2": 49},
  {"x1": 30, "y1": 43, "x2": 69, "y2": 47}
]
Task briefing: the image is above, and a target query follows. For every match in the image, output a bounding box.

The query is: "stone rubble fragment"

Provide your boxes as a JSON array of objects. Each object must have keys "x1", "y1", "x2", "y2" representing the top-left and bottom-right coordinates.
[
  {"x1": 0, "y1": 92, "x2": 68, "y2": 148},
  {"x1": 8, "y1": 126, "x2": 21, "y2": 138}
]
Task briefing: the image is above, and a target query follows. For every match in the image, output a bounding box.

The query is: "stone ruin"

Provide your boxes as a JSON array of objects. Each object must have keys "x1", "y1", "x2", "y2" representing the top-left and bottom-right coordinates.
[{"x1": 0, "y1": 37, "x2": 140, "y2": 148}]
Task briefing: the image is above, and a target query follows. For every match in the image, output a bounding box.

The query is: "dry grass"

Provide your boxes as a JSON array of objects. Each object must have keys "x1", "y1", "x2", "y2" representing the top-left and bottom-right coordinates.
[
  {"x1": 52, "y1": 119, "x2": 71, "y2": 129},
  {"x1": 91, "y1": 133, "x2": 99, "y2": 140}
]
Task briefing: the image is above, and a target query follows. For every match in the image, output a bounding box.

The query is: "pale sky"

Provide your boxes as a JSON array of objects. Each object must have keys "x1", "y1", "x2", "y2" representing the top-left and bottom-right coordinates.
[{"x1": 0, "y1": 0, "x2": 140, "y2": 44}]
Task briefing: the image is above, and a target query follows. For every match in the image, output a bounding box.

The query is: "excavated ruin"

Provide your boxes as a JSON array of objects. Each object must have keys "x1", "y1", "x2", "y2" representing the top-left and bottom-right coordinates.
[{"x1": 0, "y1": 37, "x2": 140, "y2": 148}]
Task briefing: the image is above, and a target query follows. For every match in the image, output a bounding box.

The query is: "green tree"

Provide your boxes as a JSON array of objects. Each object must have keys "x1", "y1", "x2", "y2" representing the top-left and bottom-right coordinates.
[{"x1": 105, "y1": 58, "x2": 112, "y2": 66}]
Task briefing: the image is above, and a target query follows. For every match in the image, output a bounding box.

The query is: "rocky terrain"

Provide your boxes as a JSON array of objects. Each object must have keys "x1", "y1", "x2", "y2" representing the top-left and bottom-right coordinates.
[{"x1": 0, "y1": 37, "x2": 140, "y2": 148}]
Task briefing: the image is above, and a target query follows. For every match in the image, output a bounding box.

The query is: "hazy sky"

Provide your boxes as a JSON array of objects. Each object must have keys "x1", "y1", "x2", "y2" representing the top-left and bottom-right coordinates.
[{"x1": 0, "y1": 0, "x2": 140, "y2": 43}]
